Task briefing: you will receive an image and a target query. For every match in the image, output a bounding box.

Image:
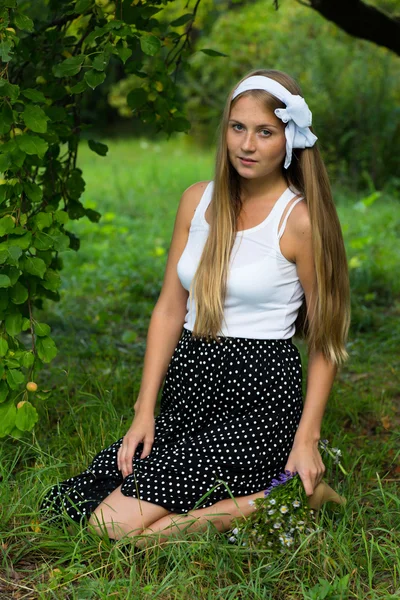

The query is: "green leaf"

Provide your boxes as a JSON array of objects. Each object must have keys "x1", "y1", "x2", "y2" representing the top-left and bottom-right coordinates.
[
  {"x1": 0, "y1": 215, "x2": 15, "y2": 236},
  {"x1": 22, "y1": 88, "x2": 47, "y2": 103},
  {"x1": 15, "y1": 401, "x2": 38, "y2": 431},
  {"x1": 5, "y1": 245, "x2": 22, "y2": 267},
  {"x1": 92, "y1": 50, "x2": 111, "y2": 72},
  {"x1": 0, "y1": 400, "x2": 16, "y2": 437},
  {"x1": 0, "y1": 103, "x2": 13, "y2": 134},
  {"x1": 85, "y1": 25, "x2": 106, "y2": 46},
  {"x1": 54, "y1": 210, "x2": 69, "y2": 225},
  {"x1": 0, "y1": 153, "x2": 12, "y2": 172},
  {"x1": 171, "y1": 117, "x2": 191, "y2": 132},
  {"x1": 33, "y1": 231, "x2": 53, "y2": 251},
  {"x1": 4, "y1": 266, "x2": 21, "y2": 286},
  {"x1": 0, "y1": 40, "x2": 13, "y2": 62},
  {"x1": 5, "y1": 312, "x2": 22, "y2": 335},
  {"x1": 34, "y1": 322, "x2": 51, "y2": 337},
  {"x1": 88, "y1": 139, "x2": 108, "y2": 156},
  {"x1": 41, "y1": 268, "x2": 61, "y2": 291},
  {"x1": 7, "y1": 368, "x2": 24, "y2": 389},
  {"x1": 22, "y1": 104, "x2": 49, "y2": 133},
  {"x1": 127, "y1": 88, "x2": 147, "y2": 110},
  {"x1": 14, "y1": 11, "x2": 34, "y2": 31},
  {"x1": 75, "y1": 0, "x2": 93, "y2": 11},
  {"x1": 85, "y1": 208, "x2": 101, "y2": 222},
  {"x1": 36, "y1": 336, "x2": 57, "y2": 363},
  {"x1": 0, "y1": 381, "x2": 9, "y2": 404},
  {"x1": 170, "y1": 13, "x2": 193, "y2": 27},
  {"x1": 23, "y1": 256, "x2": 46, "y2": 278},
  {"x1": 0, "y1": 337, "x2": 8, "y2": 357},
  {"x1": 84, "y1": 69, "x2": 106, "y2": 90},
  {"x1": 140, "y1": 34, "x2": 161, "y2": 56},
  {"x1": 16, "y1": 134, "x2": 48, "y2": 158},
  {"x1": 21, "y1": 351, "x2": 34, "y2": 368},
  {"x1": 116, "y1": 45, "x2": 132, "y2": 64},
  {"x1": 53, "y1": 55, "x2": 86, "y2": 78},
  {"x1": 70, "y1": 80, "x2": 89, "y2": 94},
  {"x1": 199, "y1": 48, "x2": 228, "y2": 57},
  {"x1": 22, "y1": 317, "x2": 30, "y2": 331},
  {"x1": 34, "y1": 212, "x2": 53, "y2": 230},
  {"x1": 23, "y1": 181, "x2": 43, "y2": 203},
  {"x1": 0, "y1": 79, "x2": 19, "y2": 102},
  {"x1": 0, "y1": 274, "x2": 11, "y2": 287},
  {"x1": 52, "y1": 232, "x2": 70, "y2": 251},
  {"x1": 66, "y1": 171, "x2": 85, "y2": 200},
  {"x1": 8, "y1": 231, "x2": 31, "y2": 249},
  {"x1": 10, "y1": 281, "x2": 28, "y2": 304}
]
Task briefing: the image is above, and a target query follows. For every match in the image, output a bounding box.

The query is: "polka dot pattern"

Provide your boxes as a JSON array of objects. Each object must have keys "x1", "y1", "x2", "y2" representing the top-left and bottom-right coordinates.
[{"x1": 41, "y1": 328, "x2": 303, "y2": 523}]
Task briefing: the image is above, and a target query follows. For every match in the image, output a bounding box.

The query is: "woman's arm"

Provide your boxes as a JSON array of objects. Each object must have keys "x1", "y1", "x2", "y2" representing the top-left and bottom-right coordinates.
[
  {"x1": 134, "y1": 181, "x2": 210, "y2": 414},
  {"x1": 117, "y1": 181, "x2": 210, "y2": 477},
  {"x1": 279, "y1": 199, "x2": 337, "y2": 495}
]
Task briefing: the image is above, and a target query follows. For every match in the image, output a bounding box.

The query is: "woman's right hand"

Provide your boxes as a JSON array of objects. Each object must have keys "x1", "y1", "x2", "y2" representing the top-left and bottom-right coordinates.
[{"x1": 117, "y1": 410, "x2": 155, "y2": 478}]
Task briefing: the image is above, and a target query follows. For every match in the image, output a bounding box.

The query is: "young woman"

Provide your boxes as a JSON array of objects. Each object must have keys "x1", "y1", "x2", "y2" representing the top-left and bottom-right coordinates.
[{"x1": 41, "y1": 68, "x2": 350, "y2": 546}]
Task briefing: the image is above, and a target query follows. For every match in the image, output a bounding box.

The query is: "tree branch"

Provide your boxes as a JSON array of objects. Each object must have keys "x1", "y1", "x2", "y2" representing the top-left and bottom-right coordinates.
[{"x1": 300, "y1": 0, "x2": 400, "y2": 56}]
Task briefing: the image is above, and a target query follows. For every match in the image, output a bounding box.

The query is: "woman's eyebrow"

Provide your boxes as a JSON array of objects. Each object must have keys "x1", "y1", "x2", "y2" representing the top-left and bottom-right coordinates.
[{"x1": 228, "y1": 119, "x2": 279, "y2": 129}]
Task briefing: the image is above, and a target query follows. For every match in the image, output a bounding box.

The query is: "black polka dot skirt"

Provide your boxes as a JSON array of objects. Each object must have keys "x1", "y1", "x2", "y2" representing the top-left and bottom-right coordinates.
[{"x1": 41, "y1": 328, "x2": 303, "y2": 524}]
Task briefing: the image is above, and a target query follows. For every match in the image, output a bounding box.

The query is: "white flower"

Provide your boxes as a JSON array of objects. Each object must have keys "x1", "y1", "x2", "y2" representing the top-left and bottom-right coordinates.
[
  {"x1": 284, "y1": 536, "x2": 294, "y2": 547},
  {"x1": 242, "y1": 542, "x2": 247, "y2": 546},
  {"x1": 292, "y1": 500, "x2": 301, "y2": 508},
  {"x1": 269, "y1": 499, "x2": 276, "y2": 505},
  {"x1": 273, "y1": 522, "x2": 282, "y2": 529},
  {"x1": 268, "y1": 509, "x2": 276, "y2": 515},
  {"x1": 298, "y1": 520, "x2": 305, "y2": 525},
  {"x1": 267, "y1": 541, "x2": 273, "y2": 547},
  {"x1": 248, "y1": 500, "x2": 255, "y2": 506},
  {"x1": 232, "y1": 528, "x2": 239, "y2": 535},
  {"x1": 228, "y1": 536, "x2": 236, "y2": 543},
  {"x1": 279, "y1": 505, "x2": 289, "y2": 514}
]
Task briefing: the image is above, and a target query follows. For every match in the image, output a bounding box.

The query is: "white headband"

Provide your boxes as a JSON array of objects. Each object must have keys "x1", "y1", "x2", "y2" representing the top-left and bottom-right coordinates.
[{"x1": 231, "y1": 75, "x2": 318, "y2": 169}]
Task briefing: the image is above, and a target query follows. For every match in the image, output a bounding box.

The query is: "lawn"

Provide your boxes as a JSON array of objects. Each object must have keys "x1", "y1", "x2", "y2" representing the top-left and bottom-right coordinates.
[{"x1": 0, "y1": 137, "x2": 399, "y2": 599}]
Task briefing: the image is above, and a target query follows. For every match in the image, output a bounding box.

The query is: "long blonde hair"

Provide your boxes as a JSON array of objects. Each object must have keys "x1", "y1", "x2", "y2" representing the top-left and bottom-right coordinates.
[{"x1": 190, "y1": 68, "x2": 350, "y2": 365}]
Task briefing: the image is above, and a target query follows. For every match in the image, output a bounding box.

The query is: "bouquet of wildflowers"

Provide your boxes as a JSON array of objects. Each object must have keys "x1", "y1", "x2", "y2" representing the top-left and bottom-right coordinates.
[{"x1": 228, "y1": 439, "x2": 347, "y2": 552}]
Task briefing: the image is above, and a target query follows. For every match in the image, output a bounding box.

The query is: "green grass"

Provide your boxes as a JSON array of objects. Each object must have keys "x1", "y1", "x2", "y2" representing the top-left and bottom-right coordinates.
[{"x1": 0, "y1": 138, "x2": 399, "y2": 599}]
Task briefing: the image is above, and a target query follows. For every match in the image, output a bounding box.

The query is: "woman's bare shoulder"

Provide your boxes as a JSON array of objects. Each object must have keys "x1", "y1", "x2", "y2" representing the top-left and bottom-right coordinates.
[{"x1": 179, "y1": 180, "x2": 212, "y2": 223}]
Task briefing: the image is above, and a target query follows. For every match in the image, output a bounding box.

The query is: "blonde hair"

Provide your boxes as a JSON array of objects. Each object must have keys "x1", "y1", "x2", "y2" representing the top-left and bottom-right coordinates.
[{"x1": 189, "y1": 68, "x2": 350, "y2": 365}]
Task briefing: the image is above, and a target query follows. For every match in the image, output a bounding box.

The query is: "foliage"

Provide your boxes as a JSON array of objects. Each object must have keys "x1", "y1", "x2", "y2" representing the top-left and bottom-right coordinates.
[
  {"x1": 0, "y1": 0, "x2": 214, "y2": 437},
  {"x1": 181, "y1": 0, "x2": 400, "y2": 189}
]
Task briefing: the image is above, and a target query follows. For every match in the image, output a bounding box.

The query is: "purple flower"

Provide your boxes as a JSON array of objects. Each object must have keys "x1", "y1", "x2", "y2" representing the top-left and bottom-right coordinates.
[{"x1": 264, "y1": 470, "x2": 298, "y2": 497}]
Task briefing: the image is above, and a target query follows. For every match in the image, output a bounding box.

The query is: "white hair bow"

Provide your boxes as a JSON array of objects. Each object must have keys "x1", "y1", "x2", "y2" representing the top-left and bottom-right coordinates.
[{"x1": 232, "y1": 75, "x2": 318, "y2": 169}]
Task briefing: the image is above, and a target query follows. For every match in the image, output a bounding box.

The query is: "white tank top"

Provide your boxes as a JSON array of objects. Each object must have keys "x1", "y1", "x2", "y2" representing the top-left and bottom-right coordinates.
[{"x1": 177, "y1": 181, "x2": 305, "y2": 339}]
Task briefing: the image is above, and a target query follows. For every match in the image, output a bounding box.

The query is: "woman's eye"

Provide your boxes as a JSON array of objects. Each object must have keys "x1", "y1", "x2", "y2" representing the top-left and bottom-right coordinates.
[
  {"x1": 260, "y1": 129, "x2": 271, "y2": 136},
  {"x1": 233, "y1": 124, "x2": 243, "y2": 131}
]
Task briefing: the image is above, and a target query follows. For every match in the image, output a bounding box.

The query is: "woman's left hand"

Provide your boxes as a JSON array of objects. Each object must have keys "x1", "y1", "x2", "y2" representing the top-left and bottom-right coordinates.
[{"x1": 284, "y1": 440, "x2": 326, "y2": 496}]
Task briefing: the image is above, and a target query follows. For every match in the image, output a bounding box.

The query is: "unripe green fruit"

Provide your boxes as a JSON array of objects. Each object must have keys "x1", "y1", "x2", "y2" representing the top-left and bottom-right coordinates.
[
  {"x1": 6, "y1": 27, "x2": 16, "y2": 34},
  {"x1": 10, "y1": 128, "x2": 23, "y2": 138},
  {"x1": 106, "y1": 13, "x2": 115, "y2": 21},
  {"x1": 17, "y1": 400, "x2": 27, "y2": 409},
  {"x1": 95, "y1": 0, "x2": 110, "y2": 7},
  {"x1": 26, "y1": 381, "x2": 38, "y2": 392},
  {"x1": 102, "y1": 2, "x2": 116, "y2": 13},
  {"x1": 36, "y1": 76, "x2": 47, "y2": 85}
]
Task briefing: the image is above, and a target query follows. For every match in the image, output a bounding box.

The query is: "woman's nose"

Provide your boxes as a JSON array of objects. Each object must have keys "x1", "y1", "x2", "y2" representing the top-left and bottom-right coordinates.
[{"x1": 241, "y1": 132, "x2": 256, "y2": 152}]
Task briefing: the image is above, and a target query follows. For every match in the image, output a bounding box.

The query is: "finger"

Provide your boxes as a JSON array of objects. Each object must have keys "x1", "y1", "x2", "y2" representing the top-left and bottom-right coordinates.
[
  {"x1": 301, "y1": 473, "x2": 314, "y2": 496},
  {"x1": 140, "y1": 441, "x2": 153, "y2": 459},
  {"x1": 122, "y1": 442, "x2": 136, "y2": 478}
]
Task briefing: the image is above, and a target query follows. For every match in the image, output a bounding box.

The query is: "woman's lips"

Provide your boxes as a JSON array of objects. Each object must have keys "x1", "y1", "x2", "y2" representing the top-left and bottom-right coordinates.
[{"x1": 239, "y1": 157, "x2": 257, "y2": 165}]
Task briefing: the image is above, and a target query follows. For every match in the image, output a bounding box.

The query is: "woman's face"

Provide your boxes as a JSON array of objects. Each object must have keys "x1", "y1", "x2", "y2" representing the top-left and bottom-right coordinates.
[{"x1": 226, "y1": 94, "x2": 287, "y2": 181}]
